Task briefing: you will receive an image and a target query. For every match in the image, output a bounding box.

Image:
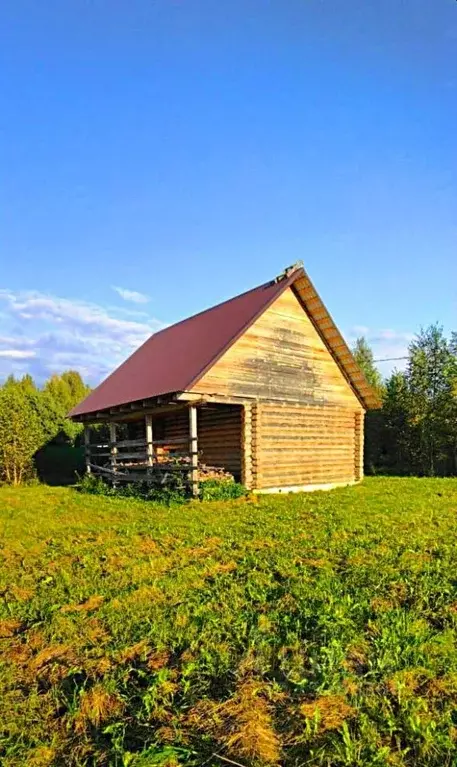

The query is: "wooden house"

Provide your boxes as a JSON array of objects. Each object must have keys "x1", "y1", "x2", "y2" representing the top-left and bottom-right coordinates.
[{"x1": 69, "y1": 263, "x2": 380, "y2": 494}]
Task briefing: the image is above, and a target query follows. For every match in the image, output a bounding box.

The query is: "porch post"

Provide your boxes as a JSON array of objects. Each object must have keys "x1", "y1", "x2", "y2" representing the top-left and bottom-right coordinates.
[
  {"x1": 354, "y1": 412, "x2": 364, "y2": 482},
  {"x1": 84, "y1": 424, "x2": 91, "y2": 474},
  {"x1": 189, "y1": 405, "x2": 199, "y2": 497},
  {"x1": 109, "y1": 423, "x2": 117, "y2": 477},
  {"x1": 145, "y1": 414, "x2": 153, "y2": 467},
  {"x1": 241, "y1": 404, "x2": 253, "y2": 490}
]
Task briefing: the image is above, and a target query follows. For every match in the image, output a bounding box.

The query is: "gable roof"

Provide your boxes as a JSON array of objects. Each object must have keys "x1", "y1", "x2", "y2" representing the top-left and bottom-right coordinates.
[{"x1": 70, "y1": 265, "x2": 380, "y2": 418}]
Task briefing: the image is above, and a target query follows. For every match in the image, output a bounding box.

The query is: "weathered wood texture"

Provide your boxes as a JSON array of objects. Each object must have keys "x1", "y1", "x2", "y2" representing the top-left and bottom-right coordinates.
[
  {"x1": 199, "y1": 406, "x2": 242, "y2": 478},
  {"x1": 145, "y1": 414, "x2": 153, "y2": 467},
  {"x1": 152, "y1": 406, "x2": 242, "y2": 479},
  {"x1": 354, "y1": 411, "x2": 364, "y2": 482},
  {"x1": 84, "y1": 425, "x2": 91, "y2": 474},
  {"x1": 189, "y1": 287, "x2": 363, "y2": 409},
  {"x1": 251, "y1": 402, "x2": 360, "y2": 490},
  {"x1": 189, "y1": 405, "x2": 199, "y2": 496},
  {"x1": 241, "y1": 404, "x2": 253, "y2": 489}
]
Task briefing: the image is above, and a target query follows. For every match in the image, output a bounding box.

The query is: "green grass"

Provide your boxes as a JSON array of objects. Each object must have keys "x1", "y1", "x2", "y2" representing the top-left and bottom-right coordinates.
[{"x1": 2, "y1": 479, "x2": 457, "y2": 766}]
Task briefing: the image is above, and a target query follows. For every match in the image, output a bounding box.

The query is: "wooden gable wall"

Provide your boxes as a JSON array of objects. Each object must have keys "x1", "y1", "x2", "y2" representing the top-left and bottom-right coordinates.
[{"x1": 188, "y1": 287, "x2": 363, "y2": 410}]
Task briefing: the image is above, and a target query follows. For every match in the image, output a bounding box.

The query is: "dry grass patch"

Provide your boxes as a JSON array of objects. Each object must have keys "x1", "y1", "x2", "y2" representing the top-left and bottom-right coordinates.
[
  {"x1": 300, "y1": 694, "x2": 355, "y2": 733},
  {"x1": 75, "y1": 683, "x2": 124, "y2": 732}
]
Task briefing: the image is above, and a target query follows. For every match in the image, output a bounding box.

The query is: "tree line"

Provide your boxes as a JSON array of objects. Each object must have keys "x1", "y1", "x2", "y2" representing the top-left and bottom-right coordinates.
[
  {"x1": 0, "y1": 371, "x2": 91, "y2": 484},
  {"x1": 1, "y1": 323, "x2": 457, "y2": 485},
  {"x1": 353, "y1": 324, "x2": 457, "y2": 477}
]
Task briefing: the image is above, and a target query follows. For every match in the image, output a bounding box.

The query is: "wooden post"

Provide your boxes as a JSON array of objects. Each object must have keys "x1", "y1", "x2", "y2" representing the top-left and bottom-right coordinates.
[
  {"x1": 354, "y1": 412, "x2": 364, "y2": 481},
  {"x1": 145, "y1": 414, "x2": 153, "y2": 467},
  {"x1": 250, "y1": 402, "x2": 260, "y2": 491},
  {"x1": 109, "y1": 423, "x2": 117, "y2": 482},
  {"x1": 189, "y1": 405, "x2": 199, "y2": 497},
  {"x1": 84, "y1": 424, "x2": 91, "y2": 474},
  {"x1": 241, "y1": 404, "x2": 253, "y2": 490}
]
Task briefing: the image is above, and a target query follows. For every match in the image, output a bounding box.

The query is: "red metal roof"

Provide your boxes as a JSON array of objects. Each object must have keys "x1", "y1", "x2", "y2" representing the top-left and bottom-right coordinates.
[{"x1": 70, "y1": 272, "x2": 298, "y2": 417}]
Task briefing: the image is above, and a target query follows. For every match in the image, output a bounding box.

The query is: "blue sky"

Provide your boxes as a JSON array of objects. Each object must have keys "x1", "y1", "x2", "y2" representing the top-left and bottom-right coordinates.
[{"x1": 1, "y1": 0, "x2": 456, "y2": 383}]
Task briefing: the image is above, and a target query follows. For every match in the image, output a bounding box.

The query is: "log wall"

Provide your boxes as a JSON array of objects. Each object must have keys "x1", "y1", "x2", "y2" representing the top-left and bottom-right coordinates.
[
  {"x1": 198, "y1": 406, "x2": 242, "y2": 478},
  {"x1": 252, "y1": 402, "x2": 360, "y2": 490},
  {"x1": 157, "y1": 406, "x2": 242, "y2": 478}
]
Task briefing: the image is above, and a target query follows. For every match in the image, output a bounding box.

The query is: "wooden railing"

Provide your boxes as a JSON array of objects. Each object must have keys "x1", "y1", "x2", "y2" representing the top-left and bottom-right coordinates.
[{"x1": 86, "y1": 437, "x2": 195, "y2": 488}]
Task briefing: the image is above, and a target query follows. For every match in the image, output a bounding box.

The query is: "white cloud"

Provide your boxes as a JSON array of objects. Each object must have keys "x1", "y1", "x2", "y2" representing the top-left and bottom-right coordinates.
[
  {"x1": 0, "y1": 289, "x2": 165, "y2": 385},
  {"x1": 0, "y1": 350, "x2": 36, "y2": 359},
  {"x1": 112, "y1": 286, "x2": 150, "y2": 304}
]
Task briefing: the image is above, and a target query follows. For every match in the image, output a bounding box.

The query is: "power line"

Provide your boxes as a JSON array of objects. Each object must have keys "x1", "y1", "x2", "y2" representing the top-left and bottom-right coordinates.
[{"x1": 373, "y1": 356, "x2": 409, "y2": 362}]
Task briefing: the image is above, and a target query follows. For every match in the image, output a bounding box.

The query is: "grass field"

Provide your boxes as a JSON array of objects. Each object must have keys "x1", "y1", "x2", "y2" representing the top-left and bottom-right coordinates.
[{"x1": 2, "y1": 479, "x2": 457, "y2": 766}]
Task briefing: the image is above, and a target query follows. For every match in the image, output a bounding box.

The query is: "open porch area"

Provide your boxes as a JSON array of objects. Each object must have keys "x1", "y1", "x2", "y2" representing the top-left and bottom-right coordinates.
[{"x1": 83, "y1": 401, "x2": 245, "y2": 496}]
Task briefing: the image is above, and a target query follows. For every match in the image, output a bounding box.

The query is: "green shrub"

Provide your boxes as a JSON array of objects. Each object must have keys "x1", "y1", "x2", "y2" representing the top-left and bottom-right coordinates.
[
  {"x1": 78, "y1": 473, "x2": 247, "y2": 504},
  {"x1": 77, "y1": 472, "x2": 187, "y2": 505},
  {"x1": 199, "y1": 478, "x2": 248, "y2": 501},
  {"x1": 77, "y1": 472, "x2": 114, "y2": 496}
]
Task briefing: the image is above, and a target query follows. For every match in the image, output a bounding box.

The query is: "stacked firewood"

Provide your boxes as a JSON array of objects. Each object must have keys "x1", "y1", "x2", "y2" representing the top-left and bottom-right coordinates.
[{"x1": 197, "y1": 464, "x2": 234, "y2": 482}]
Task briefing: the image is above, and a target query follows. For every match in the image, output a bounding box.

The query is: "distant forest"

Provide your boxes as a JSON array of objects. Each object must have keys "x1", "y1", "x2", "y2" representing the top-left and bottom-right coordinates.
[
  {"x1": 0, "y1": 371, "x2": 91, "y2": 485},
  {"x1": 1, "y1": 322, "x2": 457, "y2": 485},
  {"x1": 354, "y1": 324, "x2": 457, "y2": 477}
]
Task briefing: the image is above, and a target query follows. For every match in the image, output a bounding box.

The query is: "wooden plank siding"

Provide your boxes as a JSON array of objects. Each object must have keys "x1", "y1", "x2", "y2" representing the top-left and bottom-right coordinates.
[
  {"x1": 188, "y1": 288, "x2": 363, "y2": 409},
  {"x1": 187, "y1": 288, "x2": 364, "y2": 491}
]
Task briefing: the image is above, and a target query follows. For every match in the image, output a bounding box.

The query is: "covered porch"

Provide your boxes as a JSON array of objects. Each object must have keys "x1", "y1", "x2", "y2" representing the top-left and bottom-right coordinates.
[{"x1": 82, "y1": 400, "x2": 245, "y2": 496}]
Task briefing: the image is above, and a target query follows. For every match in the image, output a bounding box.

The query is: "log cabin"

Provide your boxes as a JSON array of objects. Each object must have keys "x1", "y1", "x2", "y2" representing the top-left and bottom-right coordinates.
[{"x1": 69, "y1": 263, "x2": 380, "y2": 495}]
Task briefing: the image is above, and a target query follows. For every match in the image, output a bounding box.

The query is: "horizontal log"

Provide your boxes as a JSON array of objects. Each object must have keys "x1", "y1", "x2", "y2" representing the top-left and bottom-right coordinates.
[
  {"x1": 255, "y1": 443, "x2": 354, "y2": 451},
  {"x1": 255, "y1": 463, "x2": 354, "y2": 472},
  {"x1": 261, "y1": 404, "x2": 358, "y2": 412},
  {"x1": 200, "y1": 413, "x2": 241, "y2": 422},
  {"x1": 259, "y1": 430, "x2": 355, "y2": 438},
  {"x1": 111, "y1": 438, "x2": 146, "y2": 448},
  {"x1": 256, "y1": 431, "x2": 355, "y2": 439},
  {"x1": 151, "y1": 438, "x2": 189, "y2": 446},
  {"x1": 259, "y1": 434, "x2": 355, "y2": 443},
  {"x1": 262, "y1": 414, "x2": 355, "y2": 423},
  {"x1": 254, "y1": 454, "x2": 354, "y2": 463},
  {"x1": 113, "y1": 452, "x2": 149, "y2": 460},
  {"x1": 260, "y1": 410, "x2": 356, "y2": 417},
  {"x1": 260, "y1": 415, "x2": 356, "y2": 423},
  {"x1": 255, "y1": 454, "x2": 354, "y2": 462},
  {"x1": 200, "y1": 424, "x2": 242, "y2": 432},
  {"x1": 200, "y1": 443, "x2": 241, "y2": 450},
  {"x1": 256, "y1": 469, "x2": 354, "y2": 480},
  {"x1": 254, "y1": 470, "x2": 355, "y2": 480},
  {"x1": 90, "y1": 465, "x2": 192, "y2": 478},
  {"x1": 257, "y1": 471, "x2": 354, "y2": 482},
  {"x1": 253, "y1": 472, "x2": 354, "y2": 480},
  {"x1": 256, "y1": 441, "x2": 354, "y2": 449}
]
